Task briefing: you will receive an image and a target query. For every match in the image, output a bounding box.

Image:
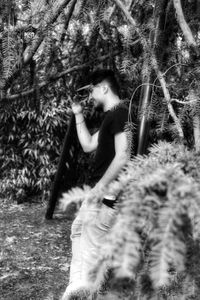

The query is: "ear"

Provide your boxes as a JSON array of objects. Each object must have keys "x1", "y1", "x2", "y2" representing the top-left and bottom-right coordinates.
[{"x1": 102, "y1": 84, "x2": 108, "y2": 94}]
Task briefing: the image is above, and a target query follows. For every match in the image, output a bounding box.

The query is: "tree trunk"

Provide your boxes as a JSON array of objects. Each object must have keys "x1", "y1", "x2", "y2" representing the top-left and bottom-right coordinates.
[
  {"x1": 137, "y1": 0, "x2": 169, "y2": 155},
  {"x1": 45, "y1": 114, "x2": 78, "y2": 219},
  {"x1": 193, "y1": 115, "x2": 200, "y2": 151},
  {"x1": 137, "y1": 64, "x2": 151, "y2": 155}
]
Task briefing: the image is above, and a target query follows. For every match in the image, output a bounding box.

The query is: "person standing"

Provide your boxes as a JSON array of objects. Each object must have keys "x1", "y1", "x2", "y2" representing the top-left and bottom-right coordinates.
[{"x1": 62, "y1": 69, "x2": 132, "y2": 300}]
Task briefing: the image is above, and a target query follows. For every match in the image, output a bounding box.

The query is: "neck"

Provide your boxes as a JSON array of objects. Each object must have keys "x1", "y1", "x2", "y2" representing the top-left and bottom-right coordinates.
[{"x1": 103, "y1": 95, "x2": 121, "y2": 112}]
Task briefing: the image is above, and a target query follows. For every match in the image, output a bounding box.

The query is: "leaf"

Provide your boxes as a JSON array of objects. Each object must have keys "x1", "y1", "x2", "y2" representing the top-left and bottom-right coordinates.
[{"x1": 149, "y1": 206, "x2": 186, "y2": 288}]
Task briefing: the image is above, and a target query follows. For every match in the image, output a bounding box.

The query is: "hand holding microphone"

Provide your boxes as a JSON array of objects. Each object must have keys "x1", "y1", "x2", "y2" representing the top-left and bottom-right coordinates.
[{"x1": 71, "y1": 102, "x2": 83, "y2": 115}]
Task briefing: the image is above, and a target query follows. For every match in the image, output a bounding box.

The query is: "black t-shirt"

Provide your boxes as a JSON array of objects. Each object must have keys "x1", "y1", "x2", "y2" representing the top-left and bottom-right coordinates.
[{"x1": 90, "y1": 104, "x2": 130, "y2": 186}]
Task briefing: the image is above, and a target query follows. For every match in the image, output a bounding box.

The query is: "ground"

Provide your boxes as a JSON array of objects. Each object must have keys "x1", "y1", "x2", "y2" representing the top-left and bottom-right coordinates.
[
  {"x1": 0, "y1": 199, "x2": 131, "y2": 300},
  {"x1": 0, "y1": 199, "x2": 72, "y2": 300},
  {"x1": 2, "y1": 198, "x2": 198, "y2": 300}
]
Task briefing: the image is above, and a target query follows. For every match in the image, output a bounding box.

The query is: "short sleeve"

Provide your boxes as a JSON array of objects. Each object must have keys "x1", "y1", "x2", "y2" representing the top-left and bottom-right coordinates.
[{"x1": 110, "y1": 107, "x2": 129, "y2": 135}]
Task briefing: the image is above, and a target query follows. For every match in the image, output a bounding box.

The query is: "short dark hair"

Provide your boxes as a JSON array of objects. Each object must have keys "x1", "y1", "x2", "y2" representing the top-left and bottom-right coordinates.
[{"x1": 88, "y1": 69, "x2": 120, "y2": 96}]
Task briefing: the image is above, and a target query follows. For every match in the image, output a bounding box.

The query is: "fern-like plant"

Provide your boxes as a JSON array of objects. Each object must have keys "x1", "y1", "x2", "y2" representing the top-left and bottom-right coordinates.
[{"x1": 60, "y1": 141, "x2": 200, "y2": 298}]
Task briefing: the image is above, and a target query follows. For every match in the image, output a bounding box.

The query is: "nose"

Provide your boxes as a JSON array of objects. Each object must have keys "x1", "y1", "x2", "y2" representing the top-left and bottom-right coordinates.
[{"x1": 88, "y1": 92, "x2": 93, "y2": 101}]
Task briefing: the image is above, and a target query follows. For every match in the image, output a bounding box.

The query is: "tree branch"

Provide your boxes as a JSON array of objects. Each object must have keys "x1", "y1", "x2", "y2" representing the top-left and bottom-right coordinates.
[
  {"x1": 2, "y1": 51, "x2": 120, "y2": 101},
  {"x1": 152, "y1": 56, "x2": 184, "y2": 139},
  {"x1": 23, "y1": 0, "x2": 72, "y2": 64},
  {"x1": 193, "y1": 114, "x2": 200, "y2": 151},
  {"x1": 60, "y1": 0, "x2": 77, "y2": 44},
  {"x1": 128, "y1": 0, "x2": 136, "y2": 11},
  {"x1": 112, "y1": 0, "x2": 148, "y2": 50},
  {"x1": 187, "y1": 90, "x2": 200, "y2": 150},
  {"x1": 173, "y1": 0, "x2": 198, "y2": 51},
  {"x1": 2, "y1": 0, "x2": 73, "y2": 90},
  {"x1": 171, "y1": 98, "x2": 197, "y2": 105}
]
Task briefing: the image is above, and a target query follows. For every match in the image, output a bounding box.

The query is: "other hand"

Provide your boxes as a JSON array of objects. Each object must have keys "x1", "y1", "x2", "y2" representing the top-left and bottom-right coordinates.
[{"x1": 71, "y1": 103, "x2": 82, "y2": 115}]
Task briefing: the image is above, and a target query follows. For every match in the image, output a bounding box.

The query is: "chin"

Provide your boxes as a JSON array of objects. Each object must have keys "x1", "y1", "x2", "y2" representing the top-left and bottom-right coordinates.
[{"x1": 94, "y1": 101, "x2": 103, "y2": 108}]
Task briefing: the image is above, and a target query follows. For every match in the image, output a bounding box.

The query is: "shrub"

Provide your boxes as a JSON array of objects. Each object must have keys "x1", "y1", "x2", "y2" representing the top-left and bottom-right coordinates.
[
  {"x1": 0, "y1": 98, "x2": 71, "y2": 202},
  {"x1": 60, "y1": 141, "x2": 200, "y2": 298}
]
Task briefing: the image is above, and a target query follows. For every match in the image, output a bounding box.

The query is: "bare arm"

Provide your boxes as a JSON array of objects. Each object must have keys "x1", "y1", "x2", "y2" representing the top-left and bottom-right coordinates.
[
  {"x1": 72, "y1": 103, "x2": 99, "y2": 153},
  {"x1": 94, "y1": 131, "x2": 129, "y2": 189}
]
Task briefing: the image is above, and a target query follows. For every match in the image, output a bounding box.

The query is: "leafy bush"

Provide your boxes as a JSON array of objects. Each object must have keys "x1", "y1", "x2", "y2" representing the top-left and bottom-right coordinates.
[
  {"x1": 0, "y1": 98, "x2": 71, "y2": 202},
  {"x1": 60, "y1": 141, "x2": 200, "y2": 299}
]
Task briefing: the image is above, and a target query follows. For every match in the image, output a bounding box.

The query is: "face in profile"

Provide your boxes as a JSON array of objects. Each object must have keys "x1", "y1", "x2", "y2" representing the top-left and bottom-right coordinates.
[{"x1": 89, "y1": 83, "x2": 107, "y2": 108}]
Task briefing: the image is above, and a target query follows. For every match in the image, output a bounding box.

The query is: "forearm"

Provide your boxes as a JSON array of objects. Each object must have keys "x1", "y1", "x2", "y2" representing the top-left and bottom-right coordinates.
[{"x1": 75, "y1": 113, "x2": 92, "y2": 152}]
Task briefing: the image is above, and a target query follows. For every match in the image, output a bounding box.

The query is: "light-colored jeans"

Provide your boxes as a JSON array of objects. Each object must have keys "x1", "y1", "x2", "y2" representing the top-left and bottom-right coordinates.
[{"x1": 62, "y1": 199, "x2": 116, "y2": 298}]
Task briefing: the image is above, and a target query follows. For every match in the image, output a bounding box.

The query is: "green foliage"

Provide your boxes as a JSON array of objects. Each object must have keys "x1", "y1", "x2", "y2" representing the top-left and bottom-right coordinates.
[
  {"x1": 60, "y1": 141, "x2": 200, "y2": 298},
  {"x1": 0, "y1": 0, "x2": 137, "y2": 203},
  {"x1": 0, "y1": 0, "x2": 200, "y2": 146},
  {"x1": 0, "y1": 98, "x2": 71, "y2": 202}
]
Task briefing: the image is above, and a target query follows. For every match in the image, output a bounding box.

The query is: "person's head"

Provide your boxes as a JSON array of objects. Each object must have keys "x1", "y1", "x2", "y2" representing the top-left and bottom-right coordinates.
[{"x1": 87, "y1": 69, "x2": 120, "y2": 107}]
